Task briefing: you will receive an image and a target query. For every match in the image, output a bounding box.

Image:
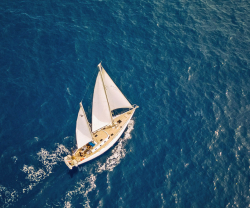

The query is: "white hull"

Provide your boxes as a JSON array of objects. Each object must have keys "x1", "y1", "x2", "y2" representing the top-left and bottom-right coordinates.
[
  {"x1": 64, "y1": 108, "x2": 136, "y2": 169},
  {"x1": 77, "y1": 111, "x2": 134, "y2": 166}
]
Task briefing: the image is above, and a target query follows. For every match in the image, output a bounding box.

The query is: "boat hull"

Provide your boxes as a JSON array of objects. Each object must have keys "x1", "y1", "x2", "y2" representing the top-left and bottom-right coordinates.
[
  {"x1": 77, "y1": 110, "x2": 134, "y2": 166},
  {"x1": 64, "y1": 108, "x2": 137, "y2": 169}
]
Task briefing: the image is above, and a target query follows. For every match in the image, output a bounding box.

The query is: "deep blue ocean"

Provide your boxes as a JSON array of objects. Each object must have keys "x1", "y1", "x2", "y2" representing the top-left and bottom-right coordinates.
[{"x1": 1, "y1": 0, "x2": 250, "y2": 207}]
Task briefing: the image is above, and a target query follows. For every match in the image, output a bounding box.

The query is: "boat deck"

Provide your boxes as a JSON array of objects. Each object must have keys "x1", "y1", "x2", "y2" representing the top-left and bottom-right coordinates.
[{"x1": 72, "y1": 108, "x2": 135, "y2": 163}]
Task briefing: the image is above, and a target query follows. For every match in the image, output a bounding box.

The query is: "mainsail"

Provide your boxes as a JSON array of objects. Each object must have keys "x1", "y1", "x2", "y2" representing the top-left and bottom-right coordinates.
[
  {"x1": 92, "y1": 71, "x2": 113, "y2": 132},
  {"x1": 92, "y1": 63, "x2": 132, "y2": 132},
  {"x1": 76, "y1": 103, "x2": 92, "y2": 149}
]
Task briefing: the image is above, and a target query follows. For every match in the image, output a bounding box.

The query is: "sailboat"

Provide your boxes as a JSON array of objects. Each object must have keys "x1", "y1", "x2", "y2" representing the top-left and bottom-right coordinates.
[{"x1": 64, "y1": 63, "x2": 138, "y2": 169}]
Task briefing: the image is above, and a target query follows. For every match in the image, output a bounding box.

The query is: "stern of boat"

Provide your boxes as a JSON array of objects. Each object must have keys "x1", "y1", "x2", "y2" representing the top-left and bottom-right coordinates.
[{"x1": 64, "y1": 155, "x2": 78, "y2": 169}]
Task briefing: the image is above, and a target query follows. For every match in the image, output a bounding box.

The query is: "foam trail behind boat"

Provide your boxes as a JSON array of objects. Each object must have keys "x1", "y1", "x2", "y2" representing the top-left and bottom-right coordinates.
[{"x1": 63, "y1": 120, "x2": 135, "y2": 207}]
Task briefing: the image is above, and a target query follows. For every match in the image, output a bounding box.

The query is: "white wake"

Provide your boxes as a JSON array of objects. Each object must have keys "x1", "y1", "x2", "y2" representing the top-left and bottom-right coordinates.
[
  {"x1": 63, "y1": 120, "x2": 135, "y2": 208},
  {"x1": 22, "y1": 144, "x2": 70, "y2": 193}
]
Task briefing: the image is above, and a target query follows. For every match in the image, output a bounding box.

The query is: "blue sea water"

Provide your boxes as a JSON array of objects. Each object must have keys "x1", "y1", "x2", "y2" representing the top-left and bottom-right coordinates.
[{"x1": 1, "y1": 0, "x2": 250, "y2": 207}]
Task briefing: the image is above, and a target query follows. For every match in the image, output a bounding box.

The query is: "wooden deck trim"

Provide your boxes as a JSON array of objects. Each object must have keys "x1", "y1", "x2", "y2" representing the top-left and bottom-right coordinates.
[{"x1": 73, "y1": 108, "x2": 135, "y2": 162}]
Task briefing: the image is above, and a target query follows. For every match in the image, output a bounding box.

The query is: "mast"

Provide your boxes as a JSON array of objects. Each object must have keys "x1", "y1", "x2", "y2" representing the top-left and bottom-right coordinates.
[
  {"x1": 98, "y1": 63, "x2": 114, "y2": 126},
  {"x1": 80, "y1": 102, "x2": 93, "y2": 139},
  {"x1": 76, "y1": 102, "x2": 93, "y2": 149}
]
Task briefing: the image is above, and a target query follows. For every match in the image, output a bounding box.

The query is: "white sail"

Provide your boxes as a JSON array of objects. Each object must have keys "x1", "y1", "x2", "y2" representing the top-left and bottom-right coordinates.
[
  {"x1": 92, "y1": 72, "x2": 113, "y2": 132},
  {"x1": 76, "y1": 103, "x2": 92, "y2": 149},
  {"x1": 99, "y1": 64, "x2": 132, "y2": 110}
]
